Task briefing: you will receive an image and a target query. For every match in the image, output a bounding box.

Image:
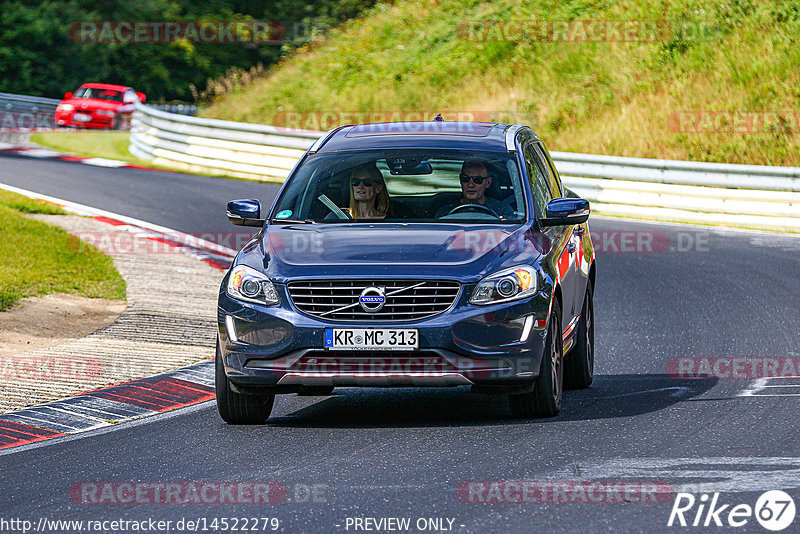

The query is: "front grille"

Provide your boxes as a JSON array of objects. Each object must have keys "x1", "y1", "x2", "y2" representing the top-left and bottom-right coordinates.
[
  {"x1": 290, "y1": 351, "x2": 459, "y2": 372},
  {"x1": 287, "y1": 279, "x2": 461, "y2": 321}
]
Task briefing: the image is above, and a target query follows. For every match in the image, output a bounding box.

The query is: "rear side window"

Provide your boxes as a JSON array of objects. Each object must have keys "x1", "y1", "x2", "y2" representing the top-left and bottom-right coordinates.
[
  {"x1": 534, "y1": 144, "x2": 562, "y2": 199},
  {"x1": 524, "y1": 143, "x2": 550, "y2": 218}
]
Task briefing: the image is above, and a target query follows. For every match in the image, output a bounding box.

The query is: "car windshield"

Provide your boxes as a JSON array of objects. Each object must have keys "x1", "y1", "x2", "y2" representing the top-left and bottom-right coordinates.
[
  {"x1": 73, "y1": 87, "x2": 123, "y2": 102},
  {"x1": 272, "y1": 149, "x2": 526, "y2": 224}
]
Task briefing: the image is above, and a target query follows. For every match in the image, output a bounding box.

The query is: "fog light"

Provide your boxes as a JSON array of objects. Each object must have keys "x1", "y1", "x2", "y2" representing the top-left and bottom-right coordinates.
[
  {"x1": 520, "y1": 315, "x2": 534, "y2": 342},
  {"x1": 225, "y1": 315, "x2": 238, "y2": 343}
]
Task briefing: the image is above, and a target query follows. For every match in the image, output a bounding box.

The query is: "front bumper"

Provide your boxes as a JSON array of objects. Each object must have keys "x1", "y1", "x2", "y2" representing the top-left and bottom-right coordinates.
[
  {"x1": 217, "y1": 284, "x2": 551, "y2": 391},
  {"x1": 55, "y1": 111, "x2": 113, "y2": 129}
]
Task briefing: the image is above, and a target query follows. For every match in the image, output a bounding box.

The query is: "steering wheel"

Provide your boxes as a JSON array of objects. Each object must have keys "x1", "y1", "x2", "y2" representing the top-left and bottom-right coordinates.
[{"x1": 447, "y1": 203, "x2": 499, "y2": 218}]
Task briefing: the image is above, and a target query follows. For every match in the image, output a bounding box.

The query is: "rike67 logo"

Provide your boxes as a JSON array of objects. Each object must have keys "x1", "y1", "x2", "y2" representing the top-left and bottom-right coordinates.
[{"x1": 669, "y1": 490, "x2": 796, "y2": 531}]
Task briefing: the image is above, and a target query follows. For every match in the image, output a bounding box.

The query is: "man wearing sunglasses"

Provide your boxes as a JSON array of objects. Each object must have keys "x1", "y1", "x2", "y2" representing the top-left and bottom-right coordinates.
[{"x1": 435, "y1": 159, "x2": 511, "y2": 219}]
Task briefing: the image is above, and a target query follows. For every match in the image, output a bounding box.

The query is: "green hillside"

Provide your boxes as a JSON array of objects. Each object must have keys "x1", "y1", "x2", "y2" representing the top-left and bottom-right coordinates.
[{"x1": 202, "y1": 0, "x2": 800, "y2": 166}]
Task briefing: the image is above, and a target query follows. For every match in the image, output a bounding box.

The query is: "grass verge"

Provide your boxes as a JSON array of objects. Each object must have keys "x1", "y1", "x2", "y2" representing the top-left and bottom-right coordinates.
[
  {"x1": 30, "y1": 131, "x2": 139, "y2": 163},
  {"x1": 29, "y1": 131, "x2": 263, "y2": 182},
  {"x1": 202, "y1": 0, "x2": 800, "y2": 166},
  {"x1": 0, "y1": 190, "x2": 126, "y2": 311}
]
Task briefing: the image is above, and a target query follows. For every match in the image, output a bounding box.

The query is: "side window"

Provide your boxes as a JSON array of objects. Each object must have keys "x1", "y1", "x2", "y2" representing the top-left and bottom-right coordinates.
[
  {"x1": 534, "y1": 144, "x2": 562, "y2": 199},
  {"x1": 524, "y1": 143, "x2": 550, "y2": 218}
]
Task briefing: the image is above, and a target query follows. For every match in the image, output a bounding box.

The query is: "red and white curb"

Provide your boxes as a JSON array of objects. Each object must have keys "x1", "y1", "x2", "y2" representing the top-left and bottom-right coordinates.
[
  {"x1": 0, "y1": 142, "x2": 169, "y2": 172},
  {"x1": 0, "y1": 184, "x2": 238, "y2": 451},
  {"x1": 0, "y1": 182, "x2": 237, "y2": 271},
  {"x1": 0, "y1": 361, "x2": 215, "y2": 450}
]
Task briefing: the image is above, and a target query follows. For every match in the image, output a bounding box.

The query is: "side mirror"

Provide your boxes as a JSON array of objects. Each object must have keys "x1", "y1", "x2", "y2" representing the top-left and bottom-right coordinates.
[
  {"x1": 136, "y1": 92, "x2": 146, "y2": 103},
  {"x1": 64, "y1": 92, "x2": 73, "y2": 99},
  {"x1": 540, "y1": 197, "x2": 590, "y2": 227},
  {"x1": 227, "y1": 199, "x2": 265, "y2": 227}
]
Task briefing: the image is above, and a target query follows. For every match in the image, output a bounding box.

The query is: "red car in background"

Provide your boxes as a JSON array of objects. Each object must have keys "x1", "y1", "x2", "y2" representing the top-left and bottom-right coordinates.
[{"x1": 55, "y1": 83, "x2": 145, "y2": 130}]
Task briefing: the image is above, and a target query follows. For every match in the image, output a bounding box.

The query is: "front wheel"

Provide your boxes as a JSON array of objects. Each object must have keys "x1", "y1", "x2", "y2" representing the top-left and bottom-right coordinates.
[
  {"x1": 508, "y1": 300, "x2": 563, "y2": 418},
  {"x1": 215, "y1": 340, "x2": 274, "y2": 424},
  {"x1": 565, "y1": 283, "x2": 594, "y2": 389}
]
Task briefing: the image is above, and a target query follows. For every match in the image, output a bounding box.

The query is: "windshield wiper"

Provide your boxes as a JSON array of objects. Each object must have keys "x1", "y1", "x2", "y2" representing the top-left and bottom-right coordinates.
[{"x1": 271, "y1": 218, "x2": 315, "y2": 224}]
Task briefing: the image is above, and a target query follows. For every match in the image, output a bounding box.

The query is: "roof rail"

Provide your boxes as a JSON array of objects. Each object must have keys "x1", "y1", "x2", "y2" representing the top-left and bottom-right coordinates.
[
  {"x1": 308, "y1": 124, "x2": 352, "y2": 154},
  {"x1": 504, "y1": 124, "x2": 525, "y2": 152}
]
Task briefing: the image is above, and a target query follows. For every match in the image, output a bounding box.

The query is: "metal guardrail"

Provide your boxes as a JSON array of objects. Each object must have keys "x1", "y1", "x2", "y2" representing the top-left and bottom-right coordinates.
[
  {"x1": 0, "y1": 93, "x2": 196, "y2": 133},
  {"x1": 130, "y1": 103, "x2": 800, "y2": 232},
  {"x1": 149, "y1": 103, "x2": 197, "y2": 116},
  {"x1": 0, "y1": 92, "x2": 60, "y2": 130},
  {"x1": 130, "y1": 102, "x2": 319, "y2": 181},
  {"x1": 551, "y1": 152, "x2": 800, "y2": 232},
  {"x1": 0, "y1": 92, "x2": 60, "y2": 109}
]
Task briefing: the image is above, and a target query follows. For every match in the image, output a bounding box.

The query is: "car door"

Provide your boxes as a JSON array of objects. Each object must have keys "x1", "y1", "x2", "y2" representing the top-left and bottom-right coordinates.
[
  {"x1": 540, "y1": 142, "x2": 591, "y2": 311},
  {"x1": 530, "y1": 142, "x2": 580, "y2": 331}
]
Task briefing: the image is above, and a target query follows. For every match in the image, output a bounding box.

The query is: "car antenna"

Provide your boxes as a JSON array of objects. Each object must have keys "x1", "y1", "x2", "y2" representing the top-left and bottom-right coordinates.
[{"x1": 432, "y1": 113, "x2": 444, "y2": 122}]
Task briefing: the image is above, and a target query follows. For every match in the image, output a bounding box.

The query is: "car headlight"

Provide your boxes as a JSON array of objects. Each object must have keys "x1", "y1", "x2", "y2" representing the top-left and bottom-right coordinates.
[
  {"x1": 227, "y1": 265, "x2": 279, "y2": 305},
  {"x1": 57, "y1": 104, "x2": 74, "y2": 112},
  {"x1": 469, "y1": 265, "x2": 538, "y2": 305},
  {"x1": 95, "y1": 110, "x2": 114, "y2": 117}
]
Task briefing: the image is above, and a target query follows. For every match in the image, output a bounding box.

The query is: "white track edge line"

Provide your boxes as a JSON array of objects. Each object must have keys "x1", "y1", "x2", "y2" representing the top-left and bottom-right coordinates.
[{"x1": 0, "y1": 182, "x2": 237, "y2": 257}]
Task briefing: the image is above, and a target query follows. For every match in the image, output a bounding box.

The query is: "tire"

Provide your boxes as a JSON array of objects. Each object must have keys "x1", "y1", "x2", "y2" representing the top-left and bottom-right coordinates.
[
  {"x1": 215, "y1": 340, "x2": 274, "y2": 424},
  {"x1": 565, "y1": 283, "x2": 594, "y2": 389},
  {"x1": 111, "y1": 115, "x2": 121, "y2": 130},
  {"x1": 509, "y1": 299, "x2": 563, "y2": 418}
]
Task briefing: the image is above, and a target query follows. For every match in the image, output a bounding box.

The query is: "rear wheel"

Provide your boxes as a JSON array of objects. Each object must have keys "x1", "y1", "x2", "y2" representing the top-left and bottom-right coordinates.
[
  {"x1": 215, "y1": 340, "x2": 274, "y2": 424},
  {"x1": 565, "y1": 283, "x2": 594, "y2": 389},
  {"x1": 509, "y1": 300, "x2": 563, "y2": 418}
]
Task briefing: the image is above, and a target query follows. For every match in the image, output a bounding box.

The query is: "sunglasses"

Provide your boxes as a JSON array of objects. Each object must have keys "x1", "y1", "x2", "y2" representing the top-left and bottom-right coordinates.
[
  {"x1": 351, "y1": 178, "x2": 378, "y2": 187},
  {"x1": 460, "y1": 174, "x2": 489, "y2": 185}
]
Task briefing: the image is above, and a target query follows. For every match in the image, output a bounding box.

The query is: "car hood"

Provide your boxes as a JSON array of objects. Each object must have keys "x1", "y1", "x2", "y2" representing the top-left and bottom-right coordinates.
[
  {"x1": 257, "y1": 222, "x2": 547, "y2": 282},
  {"x1": 60, "y1": 98, "x2": 122, "y2": 111}
]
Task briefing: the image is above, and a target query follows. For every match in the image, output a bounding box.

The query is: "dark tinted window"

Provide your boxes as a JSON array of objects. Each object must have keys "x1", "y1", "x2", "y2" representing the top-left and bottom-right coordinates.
[
  {"x1": 534, "y1": 144, "x2": 562, "y2": 199},
  {"x1": 524, "y1": 143, "x2": 550, "y2": 218},
  {"x1": 73, "y1": 87, "x2": 123, "y2": 102}
]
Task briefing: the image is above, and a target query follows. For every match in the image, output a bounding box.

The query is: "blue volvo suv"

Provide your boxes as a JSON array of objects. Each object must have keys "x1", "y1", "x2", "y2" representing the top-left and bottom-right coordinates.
[{"x1": 216, "y1": 121, "x2": 595, "y2": 423}]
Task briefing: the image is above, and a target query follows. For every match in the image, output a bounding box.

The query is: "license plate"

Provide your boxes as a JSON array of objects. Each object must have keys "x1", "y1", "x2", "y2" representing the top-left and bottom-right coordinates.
[
  {"x1": 73, "y1": 113, "x2": 91, "y2": 122},
  {"x1": 324, "y1": 328, "x2": 418, "y2": 351}
]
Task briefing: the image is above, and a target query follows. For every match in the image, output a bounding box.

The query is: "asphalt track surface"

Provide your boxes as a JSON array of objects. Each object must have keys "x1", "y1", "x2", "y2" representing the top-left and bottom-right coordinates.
[{"x1": 2, "y1": 153, "x2": 800, "y2": 533}]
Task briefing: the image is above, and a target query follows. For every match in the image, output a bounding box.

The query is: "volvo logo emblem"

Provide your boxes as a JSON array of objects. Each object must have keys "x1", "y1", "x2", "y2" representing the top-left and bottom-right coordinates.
[{"x1": 359, "y1": 286, "x2": 386, "y2": 312}]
